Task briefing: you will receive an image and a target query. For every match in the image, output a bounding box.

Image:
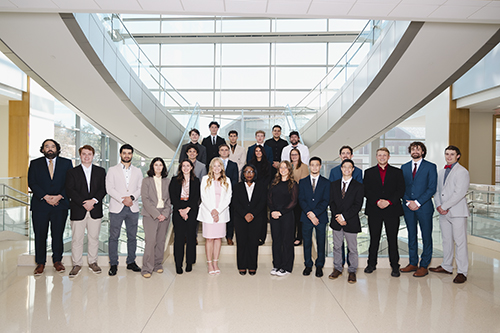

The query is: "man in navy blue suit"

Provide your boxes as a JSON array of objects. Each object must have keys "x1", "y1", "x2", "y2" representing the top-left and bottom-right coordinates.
[
  {"x1": 219, "y1": 144, "x2": 239, "y2": 245},
  {"x1": 299, "y1": 156, "x2": 330, "y2": 278},
  {"x1": 246, "y1": 130, "x2": 273, "y2": 163},
  {"x1": 328, "y1": 145, "x2": 363, "y2": 184},
  {"x1": 400, "y1": 141, "x2": 437, "y2": 277},
  {"x1": 28, "y1": 139, "x2": 73, "y2": 276}
]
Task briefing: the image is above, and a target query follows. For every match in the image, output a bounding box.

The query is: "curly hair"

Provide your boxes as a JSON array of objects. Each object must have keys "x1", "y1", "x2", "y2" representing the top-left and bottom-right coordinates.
[{"x1": 271, "y1": 161, "x2": 296, "y2": 194}]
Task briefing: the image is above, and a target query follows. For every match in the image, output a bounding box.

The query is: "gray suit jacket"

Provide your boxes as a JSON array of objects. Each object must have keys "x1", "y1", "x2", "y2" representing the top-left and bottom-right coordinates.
[
  {"x1": 179, "y1": 142, "x2": 207, "y2": 165},
  {"x1": 141, "y1": 176, "x2": 172, "y2": 220},
  {"x1": 434, "y1": 163, "x2": 469, "y2": 218},
  {"x1": 193, "y1": 160, "x2": 207, "y2": 180}
]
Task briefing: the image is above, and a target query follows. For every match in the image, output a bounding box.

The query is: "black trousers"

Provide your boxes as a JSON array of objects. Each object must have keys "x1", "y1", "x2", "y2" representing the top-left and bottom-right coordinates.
[
  {"x1": 226, "y1": 205, "x2": 234, "y2": 240},
  {"x1": 32, "y1": 208, "x2": 68, "y2": 265},
  {"x1": 173, "y1": 212, "x2": 197, "y2": 269},
  {"x1": 293, "y1": 204, "x2": 302, "y2": 241},
  {"x1": 259, "y1": 204, "x2": 269, "y2": 243},
  {"x1": 234, "y1": 216, "x2": 262, "y2": 270},
  {"x1": 367, "y1": 215, "x2": 400, "y2": 269},
  {"x1": 270, "y1": 211, "x2": 295, "y2": 272}
]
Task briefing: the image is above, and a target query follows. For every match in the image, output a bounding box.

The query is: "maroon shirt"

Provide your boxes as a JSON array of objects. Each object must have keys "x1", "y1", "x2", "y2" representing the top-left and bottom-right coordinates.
[{"x1": 377, "y1": 164, "x2": 392, "y2": 205}]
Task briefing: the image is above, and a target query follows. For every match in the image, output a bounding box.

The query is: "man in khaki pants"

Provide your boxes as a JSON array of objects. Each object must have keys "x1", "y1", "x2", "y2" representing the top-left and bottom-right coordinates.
[{"x1": 66, "y1": 145, "x2": 107, "y2": 277}]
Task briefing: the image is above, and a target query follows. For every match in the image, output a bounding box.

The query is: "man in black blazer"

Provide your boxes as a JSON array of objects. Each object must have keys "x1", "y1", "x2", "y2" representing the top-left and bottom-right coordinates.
[
  {"x1": 201, "y1": 121, "x2": 226, "y2": 169},
  {"x1": 329, "y1": 159, "x2": 364, "y2": 283},
  {"x1": 219, "y1": 144, "x2": 239, "y2": 245},
  {"x1": 65, "y1": 145, "x2": 107, "y2": 277},
  {"x1": 363, "y1": 147, "x2": 405, "y2": 277},
  {"x1": 28, "y1": 139, "x2": 73, "y2": 276},
  {"x1": 246, "y1": 130, "x2": 273, "y2": 163},
  {"x1": 179, "y1": 128, "x2": 207, "y2": 165}
]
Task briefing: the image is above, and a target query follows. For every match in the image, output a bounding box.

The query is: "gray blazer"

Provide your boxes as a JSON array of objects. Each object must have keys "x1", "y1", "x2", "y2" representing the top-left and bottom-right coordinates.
[
  {"x1": 141, "y1": 177, "x2": 172, "y2": 220},
  {"x1": 193, "y1": 160, "x2": 207, "y2": 180},
  {"x1": 434, "y1": 163, "x2": 470, "y2": 218},
  {"x1": 179, "y1": 142, "x2": 207, "y2": 165}
]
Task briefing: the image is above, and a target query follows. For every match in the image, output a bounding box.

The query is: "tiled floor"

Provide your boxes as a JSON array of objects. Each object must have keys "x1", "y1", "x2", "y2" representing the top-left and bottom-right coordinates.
[{"x1": 1, "y1": 238, "x2": 500, "y2": 333}]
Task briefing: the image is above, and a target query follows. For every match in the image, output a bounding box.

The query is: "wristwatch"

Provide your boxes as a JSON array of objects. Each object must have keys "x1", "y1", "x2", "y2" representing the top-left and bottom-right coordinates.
[{"x1": 130, "y1": 195, "x2": 135, "y2": 201}]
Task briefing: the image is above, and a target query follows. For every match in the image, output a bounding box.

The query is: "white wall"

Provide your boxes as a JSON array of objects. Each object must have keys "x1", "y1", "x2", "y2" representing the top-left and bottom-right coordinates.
[
  {"x1": 469, "y1": 112, "x2": 493, "y2": 184},
  {"x1": 0, "y1": 104, "x2": 8, "y2": 177},
  {"x1": 424, "y1": 88, "x2": 450, "y2": 168}
]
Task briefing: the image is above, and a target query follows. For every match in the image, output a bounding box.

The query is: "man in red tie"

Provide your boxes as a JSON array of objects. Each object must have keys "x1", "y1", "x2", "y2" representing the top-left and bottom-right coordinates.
[
  {"x1": 429, "y1": 146, "x2": 470, "y2": 283},
  {"x1": 400, "y1": 142, "x2": 437, "y2": 277}
]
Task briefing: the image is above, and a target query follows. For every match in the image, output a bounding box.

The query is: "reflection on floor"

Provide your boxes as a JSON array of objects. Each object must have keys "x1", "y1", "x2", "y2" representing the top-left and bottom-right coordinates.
[{"x1": 1, "y1": 239, "x2": 500, "y2": 333}]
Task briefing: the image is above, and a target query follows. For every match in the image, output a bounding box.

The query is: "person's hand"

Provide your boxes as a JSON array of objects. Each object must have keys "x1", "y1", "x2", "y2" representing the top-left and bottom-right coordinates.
[
  {"x1": 245, "y1": 213, "x2": 254, "y2": 223},
  {"x1": 82, "y1": 200, "x2": 95, "y2": 211},
  {"x1": 406, "y1": 200, "x2": 419, "y2": 211},
  {"x1": 122, "y1": 196, "x2": 133, "y2": 207},
  {"x1": 272, "y1": 161, "x2": 280, "y2": 169},
  {"x1": 437, "y1": 206, "x2": 448, "y2": 215},
  {"x1": 335, "y1": 214, "x2": 346, "y2": 226},
  {"x1": 158, "y1": 214, "x2": 166, "y2": 222},
  {"x1": 377, "y1": 199, "x2": 390, "y2": 209},
  {"x1": 271, "y1": 211, "x2": 281, "y2": 219},
  {"x1": 312, "y1": 217, "x2": 319, "y2": 226}
]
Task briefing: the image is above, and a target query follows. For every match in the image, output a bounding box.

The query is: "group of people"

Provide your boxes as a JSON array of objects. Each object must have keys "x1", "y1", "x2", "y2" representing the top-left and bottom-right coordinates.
[{"x1": 28, "y1": 123, "x2": 470, "y2": 284}]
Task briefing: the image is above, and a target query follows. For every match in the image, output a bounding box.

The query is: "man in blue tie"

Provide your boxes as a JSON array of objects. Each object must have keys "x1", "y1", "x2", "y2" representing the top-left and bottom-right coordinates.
[{"x1": 400, "y1": 142, "x2": 437, "y2": 277}]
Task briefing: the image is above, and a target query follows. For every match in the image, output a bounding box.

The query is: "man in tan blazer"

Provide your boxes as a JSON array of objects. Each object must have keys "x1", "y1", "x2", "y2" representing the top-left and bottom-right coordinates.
[
  {"x1": 228, "y1": 130, "x2": 245, "y2": 176},
  {"x1": 106, "y1": 144, "x2": 143, "y2": 276},
  {"x1": 430, "y1": 145, "x2": 470, "y2": 284}
]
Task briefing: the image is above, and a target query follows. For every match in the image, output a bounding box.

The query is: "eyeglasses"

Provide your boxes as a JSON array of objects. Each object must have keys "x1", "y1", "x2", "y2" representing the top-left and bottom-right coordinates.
[{"x1": 244, "y1": 170, "x2": 255, "y2": 174}]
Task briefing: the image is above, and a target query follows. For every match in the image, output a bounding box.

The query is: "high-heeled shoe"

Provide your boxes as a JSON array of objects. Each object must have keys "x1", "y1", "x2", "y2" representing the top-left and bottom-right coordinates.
[
  {"x1": 207, "y1": 261, "x2": 216, "y2": 275},
  {"x1": 213, "y1": 259, "x2": 221, "y2": 274}
]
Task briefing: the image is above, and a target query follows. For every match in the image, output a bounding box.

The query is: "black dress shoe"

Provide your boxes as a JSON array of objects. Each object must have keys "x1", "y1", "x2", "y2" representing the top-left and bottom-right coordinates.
[
  {"x1": 315, "y1": 267, "x2": 323, "y2": 277},
  {"x1": 176, "y1": 266, "x2": 183, "y2": 274},
  {"x1": 127, "y1": 262, "x2": 141, "y2": 272},
  {"x1": 249, "y1": 270, "x2": 256, "y2": 276},
  {"x1": 239, "y1": 270, "x2": 247, "y2": 275},
  {"x1": 303, "y1": 267, "x2": 312, "y2": 276},
  {"x1": 391, "y1": 268, "x2": 401, "y2": 277},
  {"x1": 109, "y1": 265, "x2": 118, "y2": 276},
  {"x1": 186, "y1": 264, "x2": 192, "y2": 272},
  {"x1": 364, "y1": 265, "x2": 376, "y2": 274},
  {"x1": 258, "y1": 240, "x2": 265, "y2": 246}
]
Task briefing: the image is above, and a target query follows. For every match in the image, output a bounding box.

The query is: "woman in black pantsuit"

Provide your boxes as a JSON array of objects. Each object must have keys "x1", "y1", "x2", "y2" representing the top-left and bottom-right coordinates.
[
  {"x1": 232, "y1": 164, "x2": 267, "y2": 276},
  {"x1": 268, "y1": 161, "x2": 299, "y2": 276},
  {"x1": 169, "y1": 159, "x2": 200, "y2": 274}
]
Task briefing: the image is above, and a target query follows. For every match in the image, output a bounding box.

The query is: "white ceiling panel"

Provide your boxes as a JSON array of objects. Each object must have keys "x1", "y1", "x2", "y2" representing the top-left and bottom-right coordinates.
[
  {"x1": 388, "y1": 4, "x2": 439, "y2": 18},
  {"x1": 95, "y1": 0, "x2": 143, "y2": 11},
  {"x1": 468, "y1": 5, "x2": 500, "y2": 19},
  {"x1": 10, "y1": 0, "x2": 58, "y2": 9},
  {"x1": 356, "y1": 0, "x2": 400, "y2": 4},
  {"x1": 348, "y1": 2, "x2": 397, "y2": 16},
  {"x1": 225, "y1": 1, "x2": 268, "y2": 14},
  {"x1": 267, "y1": 1, "x2": 311, "y2": 14},
  {"x1": 0, "y1": 0, "x2": 18, "y2": 9},
  {"x1": 181, "y1": 0, "x2": 225, "y2": 12},
  {"x1": 139, "y1": 0, "x2": 184, "y2": 11},
  {"x1": 400, "y1": 0, "x2": 446, "y2": 4},
  {"x1": 428, "y1": 4, "x2": 484, "y2": 19},
  {"x1": 51, "y1": 0, "x2": 101, "y2": 11},
  {"x1": 307, "y1": 1, "x2": 353, "y2": 16},
  {"x1": 443, "y1": 0, "x2": 490, "y2": 5}
]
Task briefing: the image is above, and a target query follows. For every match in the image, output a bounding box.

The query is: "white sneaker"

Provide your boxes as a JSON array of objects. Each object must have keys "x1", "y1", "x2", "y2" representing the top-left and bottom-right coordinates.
[
  {"x1": 276, "y1": 269, "x2": 290, "y2": 277},
  {"x1": 270, "y1": 268, "x2": 279, "y2": 276}
]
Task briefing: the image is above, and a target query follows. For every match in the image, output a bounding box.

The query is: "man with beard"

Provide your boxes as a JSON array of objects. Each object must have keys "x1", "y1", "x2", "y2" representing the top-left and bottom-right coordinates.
[
  {"x1": 28, "y1": 139, "x2": 73, "y2": 276},
  {"x1": 106, "y1": 144, "x2": 143, "y2": 276},
  {"x1": 281, "y1": 131, "x2": 310, "y2": 164},
  {"x1": 400, "y1": 141, "x2": 437, "y2": 277}
]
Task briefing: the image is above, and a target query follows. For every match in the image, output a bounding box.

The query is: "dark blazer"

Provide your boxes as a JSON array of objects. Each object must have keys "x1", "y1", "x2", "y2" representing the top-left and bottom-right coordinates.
[
  {"x1": 298, "y1": 175, "x2": 330, "y2": 225},
  {"x1": 169, "y1": 177, "x2": 201, "y2": 218},
  {"x1": 246, "y1": 143, "x2": 273, "y2": 163},
  {"x1": 329, "y1": 165, "x2": 363, "y2": 184},
  {"x1": 330, "y1": 179, "x2": 364, "y2": 233},
  {"x1": 401, "y1": 159, "x2": 437, "y2": 215},
  {"x1": 202, "y1": 135, "x2": 226, "y2": 166},
  {"x1": 179, "y1": 142, "x2": 207, "y2": 165},
  {"x1": 232, "y1": 181, "x2": 267, "y2": 222},
  {"x1": 28, "y1": 156, "x2": 73, "y2": 212},
  {"x1": 364, "y1": 165, "x2": 405, "y2": 218},
  {"x1": 223, "y1": 159, "x2": 239, "y2": 187},
  {"x1": 65, "y1": 164, "x2": 107, "y2": 220}
]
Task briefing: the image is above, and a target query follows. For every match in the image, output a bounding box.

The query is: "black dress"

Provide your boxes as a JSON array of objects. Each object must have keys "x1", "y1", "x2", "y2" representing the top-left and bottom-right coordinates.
[{"x1": 268, "y1": 181, "x2": 299, "y2": 272}]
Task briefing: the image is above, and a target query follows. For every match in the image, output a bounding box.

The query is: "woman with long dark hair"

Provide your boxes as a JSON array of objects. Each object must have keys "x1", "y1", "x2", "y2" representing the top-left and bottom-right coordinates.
[
  {"x1": 198, "y1": 158, "x2": 232, "y2": 275},
  {"x1": 249, "y1": 145, "x2": 272, "y2": 185},
  {"x1": 141, "y1": 157, "x2": 171, "y2": 278},
  {"x1": 169, "y1": 159, "x2": 201, "y2": 274},
  {"x1": 232, "y1": 164, "x2": 267, "y2": 275},
  {"x1": 268, "y1": 161, "x2": 299, "y2": 276}
]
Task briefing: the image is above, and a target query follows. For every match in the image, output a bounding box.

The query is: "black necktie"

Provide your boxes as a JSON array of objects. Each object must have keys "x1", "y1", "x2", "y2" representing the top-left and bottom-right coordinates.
[{"x1": 342, "y1": 182, "x2": 346, "y2": 199}]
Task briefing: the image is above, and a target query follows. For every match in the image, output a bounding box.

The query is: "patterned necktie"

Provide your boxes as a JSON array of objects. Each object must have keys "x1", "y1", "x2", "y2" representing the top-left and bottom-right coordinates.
[
  {"x1": 312, "y1": 178, "x2": 316, "y2": 193},
  {"x1": 342, "y1": 181, "x2": 346, "y2": 199},
  {"x1": 412, "y1": 163, "x2": 417, "y2": 179},
  {"x1": 48, "y1": 159, "x2": 54, "y2": 180}
]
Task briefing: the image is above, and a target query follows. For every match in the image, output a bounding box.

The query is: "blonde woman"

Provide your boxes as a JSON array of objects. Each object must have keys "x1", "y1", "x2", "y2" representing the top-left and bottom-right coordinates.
[{"x1": 198, "y1": 158, "x2": 232, "y2": 275}]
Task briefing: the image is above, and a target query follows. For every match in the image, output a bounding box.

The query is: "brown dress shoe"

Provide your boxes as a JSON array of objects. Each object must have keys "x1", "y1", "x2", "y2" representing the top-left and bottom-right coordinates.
[
  {"x1": 429, "y1": 266, "x2": 452, "y2": 274},
  {"x1": 227, "y1": 239, "x2": 234, "y2": 246},
  {"x1": 400, "y1": 264, "x2": 418, "y2": 273},
  {"x1": 413, "y1": 267, "x2": 428, "y2": 277},
  {"x1": 348, "y1": 272, "x2": 357, "y2": 284},
  {"x1": 453, "y1": 273, "x2": 467, "y2": 284},
  {"x1": 328, "y1": 269, "x2": 342, "y2": 279},
  {"x1": 54, "y1": 261, "x2": 65, "y2": 273},
  {"x1": 34, "y1": 264, "x2": 45, "y2": 276}
]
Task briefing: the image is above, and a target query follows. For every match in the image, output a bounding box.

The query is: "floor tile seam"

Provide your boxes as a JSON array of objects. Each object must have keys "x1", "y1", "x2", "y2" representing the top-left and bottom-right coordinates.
[
  {"x1": 139, "y1": 274, "x2": 178, "y2": 333},
  {"x1": 320, "y1": 277, "x2": 361, "y2": 333}
]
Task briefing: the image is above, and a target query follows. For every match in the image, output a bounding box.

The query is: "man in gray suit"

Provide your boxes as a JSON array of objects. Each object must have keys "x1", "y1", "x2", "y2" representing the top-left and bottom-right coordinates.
[
  {"x1": 430, "y1": 145, "x2": 470, "y2": 284},
  {"x1": 186, "y1": 143, "x2": 207, "y2": 180},
  {"x1": 179, "y1": 129, "x2": 207, "y2": 165}
]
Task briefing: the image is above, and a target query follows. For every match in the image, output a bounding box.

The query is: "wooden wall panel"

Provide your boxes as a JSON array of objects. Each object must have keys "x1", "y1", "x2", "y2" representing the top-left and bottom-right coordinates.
[{"x1": 449, "y1": 88, "x2": 469, "y2": 170}]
